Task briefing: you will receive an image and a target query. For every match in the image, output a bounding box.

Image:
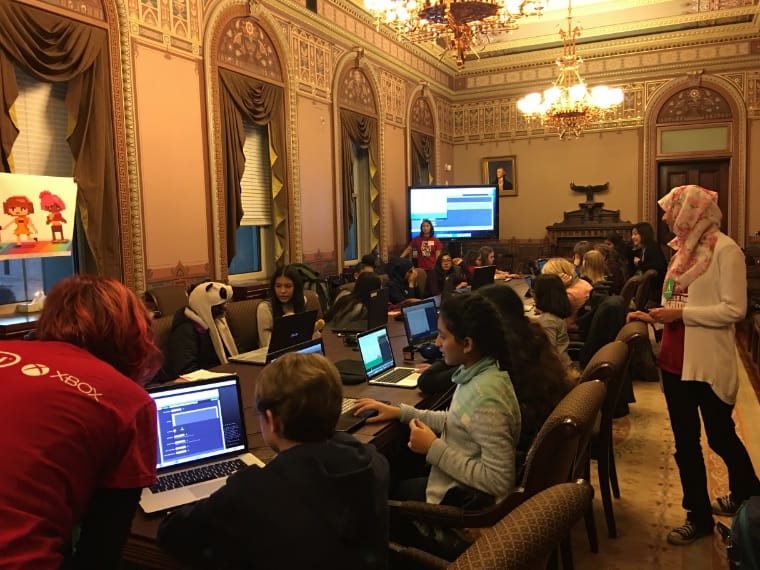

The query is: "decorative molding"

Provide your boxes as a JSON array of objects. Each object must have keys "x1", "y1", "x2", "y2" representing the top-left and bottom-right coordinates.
[
  {"x1": 290, "y1": 26, "x2": 333, "y2": 99},
  {"x1": 379, "y1": 70, "x2": 406, "y2": 126},
  {"x1": 146, "y1": 261, "x2": 210, "y2": 287},
  {"x1": 218, "y1": 16, "x2": 282, "y2": 82},
  {"x1": 657, "y1": 87, "x2": 733, "y2": 123},
  {"x1": 410, "y1": 94, "x2": 434, "y2": 134},
  {"x1": 337, "y1": 66, "x2": 377, "y2": 115},
  {"x1": 35, "y1": 0, "x2": 105, "y2": 20},
  {"x1": 127, "y1": 0, "x2": 201, "y2": 55}
]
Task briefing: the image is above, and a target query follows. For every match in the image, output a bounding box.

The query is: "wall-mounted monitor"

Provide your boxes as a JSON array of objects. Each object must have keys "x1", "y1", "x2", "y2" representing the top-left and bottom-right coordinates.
[{"x1": 408, "y1": 185, "x2": 499, "y2": 241}]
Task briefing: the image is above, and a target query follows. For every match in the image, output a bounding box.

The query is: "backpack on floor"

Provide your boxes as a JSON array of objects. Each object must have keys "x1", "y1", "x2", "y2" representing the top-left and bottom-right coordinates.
[{"x1": 720, "y1": 496, "x2": 760, "y2": 569}]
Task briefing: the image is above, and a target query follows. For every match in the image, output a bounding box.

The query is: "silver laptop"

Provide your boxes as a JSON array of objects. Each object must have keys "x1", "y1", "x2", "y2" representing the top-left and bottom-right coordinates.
[
  {"x1": 229, "y1": 310, "x2": 318, "y2": 365},
  {"x1": 140, "y1": 376, "x2": 264, "y2": 514},
  {"x1": 356, "y1": 327, "x2": 419, "y2": 389}
]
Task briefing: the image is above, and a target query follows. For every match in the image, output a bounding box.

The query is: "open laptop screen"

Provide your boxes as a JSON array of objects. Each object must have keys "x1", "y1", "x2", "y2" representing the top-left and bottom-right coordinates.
[
  {"x1": 401, "y1": 298, "x2": 438, "y2": 345},
  {"x1": 150, "y1": 377, "x2": 247, "y2": 470},
  {"x1": 357, "y1": 327, "x2": 395, "y2": 378},
  {"x1": 266, "y1": 337, "x2": 325, "y2": 363}
]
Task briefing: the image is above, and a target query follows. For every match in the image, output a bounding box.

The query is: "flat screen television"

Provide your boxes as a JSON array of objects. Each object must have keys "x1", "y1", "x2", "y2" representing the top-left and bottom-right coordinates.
[{"x1": 407, "y1": 185, "x2": 499, "y2": 241}]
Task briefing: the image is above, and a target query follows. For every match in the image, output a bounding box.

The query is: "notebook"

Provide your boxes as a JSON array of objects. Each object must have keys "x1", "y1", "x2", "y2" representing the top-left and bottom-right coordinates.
[
  {"x1": 229, "y1": 310, "x2": 318, "y2": 365},
  {"x1": 140, "y1": 376, "x2": 264, "y2": 514},
  {"x1": 471, "y1": 264, "x2": 497, "y2": 290},
  {"x1": 356, "y1": 327, "x2": 419, "y2": 389},
  {"x1": 265, "y1": 337, "x2": 377, "y2": 433},
  {"x1": 401, "y1": 298, "x2": 439, "y2": 346},
  {"x1": 329, "y1": 287, "x2": 389, "y2": 334}
]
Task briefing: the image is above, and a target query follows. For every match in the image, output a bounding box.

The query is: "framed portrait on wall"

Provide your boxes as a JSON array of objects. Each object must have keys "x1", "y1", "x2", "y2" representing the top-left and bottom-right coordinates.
[{"x1": 482, "y1": 156, "x2": 517, "y2": 196}]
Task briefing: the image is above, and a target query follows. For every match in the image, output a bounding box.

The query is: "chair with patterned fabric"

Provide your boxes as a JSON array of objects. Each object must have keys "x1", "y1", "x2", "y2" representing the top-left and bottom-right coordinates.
[
  {"x1": 578, "y1": 340, "x2": 629, "y2": 540},
  {"x1": 390, "y1": 480, "x2": 594, "y2": 570},
  {"x1": 388, "y1": 381, "x2": 606, "y2": 568}
]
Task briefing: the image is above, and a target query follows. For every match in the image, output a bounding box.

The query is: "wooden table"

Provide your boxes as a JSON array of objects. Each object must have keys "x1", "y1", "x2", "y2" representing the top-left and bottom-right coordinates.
[{"x1": 124, "y1": 318, "x2": 445, "y2": 568}]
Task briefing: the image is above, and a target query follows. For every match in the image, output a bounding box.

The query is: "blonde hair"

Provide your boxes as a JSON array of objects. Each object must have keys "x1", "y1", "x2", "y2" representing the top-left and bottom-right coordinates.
[
  {"x1": 254, "y1": 352, "x2": 342, "y2": 442},
  {"x1": 541, "y1": 257, "x2": 576, "y2": 286},
  {"x1": 582, "y1": 250, "x2": 607, "y2": 284}
]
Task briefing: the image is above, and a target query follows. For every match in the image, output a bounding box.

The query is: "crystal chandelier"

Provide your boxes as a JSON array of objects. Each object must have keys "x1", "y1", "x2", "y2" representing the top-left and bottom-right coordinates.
[
  {"x1": 364, "y1": 0, "x2": 547, "y2": 67},
  {"x1": 517, "y1": 0, "x2": 623, "y2": 139}
]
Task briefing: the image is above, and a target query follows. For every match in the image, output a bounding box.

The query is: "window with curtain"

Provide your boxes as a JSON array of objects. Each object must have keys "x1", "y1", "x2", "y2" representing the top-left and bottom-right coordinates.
[
  {"x1": 0, "y1": 67, "x2": 76, "y2": 307},
  {"x1": 343, "y1": 143, "x2": 370, "y2": 262},
  {"x1": 228, "y1": 119, "x2": 273, "y2": 279}
]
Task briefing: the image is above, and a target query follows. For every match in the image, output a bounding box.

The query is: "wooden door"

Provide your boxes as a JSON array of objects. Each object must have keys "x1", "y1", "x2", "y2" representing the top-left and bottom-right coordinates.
[{"x1": 657, "y1": 159, "x2": 730, "y2": 246}]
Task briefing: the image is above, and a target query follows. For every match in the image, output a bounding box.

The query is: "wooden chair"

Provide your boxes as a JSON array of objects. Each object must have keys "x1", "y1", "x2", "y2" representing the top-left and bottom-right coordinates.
[
  {"x1": 388, "y1": 381, "x2": 606, "y2": 567},
  {"x1": 145, "y1": 285, "x2": 188, "y2": 318},
  {"x1": 391, "y1": 480, "x2": 594, "y2": 570},
  {"x1": 579, "y1": 340, "x2": 630, "y2": 539}
]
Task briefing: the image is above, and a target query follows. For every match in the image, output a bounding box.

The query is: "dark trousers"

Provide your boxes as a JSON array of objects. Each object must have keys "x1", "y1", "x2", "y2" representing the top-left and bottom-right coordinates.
[{"x1": 661, "y1": 370, "x2": 760, "y2": 527}]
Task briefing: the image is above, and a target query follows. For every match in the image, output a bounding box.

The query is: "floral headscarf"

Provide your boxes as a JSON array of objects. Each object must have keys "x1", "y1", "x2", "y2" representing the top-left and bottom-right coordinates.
[{"x1": 658, "y1": 185, "x2": 721, "y2": 289}]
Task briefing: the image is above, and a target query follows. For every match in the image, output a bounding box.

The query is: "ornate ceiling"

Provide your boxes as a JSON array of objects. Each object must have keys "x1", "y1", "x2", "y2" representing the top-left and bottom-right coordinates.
[{"x1": 362, "y1": 0, "x2": 760, "y2": 71}]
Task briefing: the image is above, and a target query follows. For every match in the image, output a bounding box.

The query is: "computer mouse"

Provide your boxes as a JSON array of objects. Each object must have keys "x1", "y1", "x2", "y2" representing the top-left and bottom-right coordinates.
[{"x1": 418, "y1": 342, "x2": 442, "y2": 362}]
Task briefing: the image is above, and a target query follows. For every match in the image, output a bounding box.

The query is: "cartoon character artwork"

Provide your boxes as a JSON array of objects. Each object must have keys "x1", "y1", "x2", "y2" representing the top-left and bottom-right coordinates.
[
  {"x1": 39, "y1": 190, "x2": 68, "y2": 243},
  {"x1": 2, "y1": 195, "x2": 38, "y2": 246}
]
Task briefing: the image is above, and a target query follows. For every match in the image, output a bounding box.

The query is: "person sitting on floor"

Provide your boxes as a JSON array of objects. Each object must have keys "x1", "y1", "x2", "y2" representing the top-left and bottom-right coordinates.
[
  {"x1": 158, "y1": 352, "x2": 390, "y2": 568},
  {"x1": 166, "y1": 281, "x2": 239, "y2": 377}
]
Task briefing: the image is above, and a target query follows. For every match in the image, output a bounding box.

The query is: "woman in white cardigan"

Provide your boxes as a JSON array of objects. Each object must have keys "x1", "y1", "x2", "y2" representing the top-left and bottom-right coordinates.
[{"x1": 629, "y1": 185, "x2": 760, "y2": 546}]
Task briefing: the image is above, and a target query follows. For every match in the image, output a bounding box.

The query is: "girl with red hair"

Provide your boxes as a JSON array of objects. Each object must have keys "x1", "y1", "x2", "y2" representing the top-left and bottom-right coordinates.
[{"x1": 0, "y1": 275, "x2": 162, "y2": 567}]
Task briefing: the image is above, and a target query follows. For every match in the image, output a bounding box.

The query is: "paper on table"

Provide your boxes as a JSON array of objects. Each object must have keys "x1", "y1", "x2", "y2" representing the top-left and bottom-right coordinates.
[{"x1": 179, "y1": 369, "x2": 234, "y2": 381}]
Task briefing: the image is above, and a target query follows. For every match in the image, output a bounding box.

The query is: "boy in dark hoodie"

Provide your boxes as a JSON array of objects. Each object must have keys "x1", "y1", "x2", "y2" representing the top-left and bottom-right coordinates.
[
  {"x1": 157, "y1": 353, "x2": 389, "y2": 569},
  {"x1": 386, "y1": 255, "x2": 421, "y2": 306}
]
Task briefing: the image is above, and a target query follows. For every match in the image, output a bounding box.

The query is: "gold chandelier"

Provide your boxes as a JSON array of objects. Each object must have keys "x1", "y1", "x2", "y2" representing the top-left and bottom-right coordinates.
[
  {"x1": 517, "y1": 0, "x2": 623, "y2": 139},
  {"x1": 364, "y1": 0, "x2": 547, "y2": 67}
]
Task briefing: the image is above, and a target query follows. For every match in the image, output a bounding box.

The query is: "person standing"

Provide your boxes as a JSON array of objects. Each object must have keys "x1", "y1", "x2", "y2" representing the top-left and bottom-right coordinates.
[
  {"x1": 0, "y1": 275, "x2": 162, "y2": 568},
  {"x1": 401, "y1": 219, "x2": 443, "y2": 270},
  {"x1": 629, "y1": 185, "x2": 760, "y2": 545}
]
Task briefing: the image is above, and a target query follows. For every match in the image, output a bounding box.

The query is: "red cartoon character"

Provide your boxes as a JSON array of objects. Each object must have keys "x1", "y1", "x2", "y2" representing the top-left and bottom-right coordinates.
[
  {"x1": 2, "y1": 195, "x2": 38, "y2": 246},
  {"x1": 39, "y1": 190, "x2": 68, "y2": 243}
]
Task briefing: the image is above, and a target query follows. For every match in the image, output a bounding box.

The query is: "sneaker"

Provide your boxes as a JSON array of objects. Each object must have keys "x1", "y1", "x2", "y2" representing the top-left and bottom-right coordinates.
[
  {"x1": 712, "y1": 494, "x2": 741, "y2": 516},
  {"x1": 667, "y1": 520, "x2": 713, "y2": 546}
]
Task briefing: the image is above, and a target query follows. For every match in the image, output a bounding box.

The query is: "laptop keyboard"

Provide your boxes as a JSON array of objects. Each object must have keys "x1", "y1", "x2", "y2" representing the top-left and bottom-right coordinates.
[
  {"x1": 151, "y1": 458, "x2": 247, "y2": 493},
  {"x1": 377, "y1": 368, "x2": 413, "y2": 384},
  {"x1": 342, "y1": 398, "x2": 357, "y2": 413}
]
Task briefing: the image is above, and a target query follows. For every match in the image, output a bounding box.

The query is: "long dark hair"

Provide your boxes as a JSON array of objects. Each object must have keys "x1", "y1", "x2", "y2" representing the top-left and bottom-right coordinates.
[
  {"x1": 476, "y1": 283, "x2": 573, "y2": 452},
  {"x1": 420, "y1": 218, "x2": 435, "y2": 236},
  {"x1": 268, "y1": 265, "x2": 306, "y2": 318},
  {"x1": 325, "y1": 272, "x2": 381, "y2": 322},
  {"x1": 534, "y1": 274, "x2": 572, "y2": 319},
  {"x1": 634, "y1": 222, "x2": 656, "y2": 247},
  {"x1": 438, "y1": 293, "x2": 510, "y2": 371}
]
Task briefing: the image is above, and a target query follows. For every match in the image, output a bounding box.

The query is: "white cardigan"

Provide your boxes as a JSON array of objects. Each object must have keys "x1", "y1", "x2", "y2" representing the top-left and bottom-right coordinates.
[{"x1": 680, "y1": 232, "x2": 746, "y2": 404}]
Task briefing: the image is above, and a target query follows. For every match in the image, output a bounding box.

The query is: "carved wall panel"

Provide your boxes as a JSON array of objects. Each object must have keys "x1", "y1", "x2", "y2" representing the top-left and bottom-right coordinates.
[
  {"x1": 127, "y1": 0, "x2": 201, "y2": 54},
  {"x1": 749, "y1": 71, "x2": 760, "y2": 119},
  {"x1": 380, "y1": 70, "x2": 405, "y2": 125},
  {"x1": 218, "y1": 17, "x2": 282, "y2": 82},
  {"x1": 37, "y1": 0, "x2": 105, "y2": 20},
  {"x1": 338, "y1": 67, "x2": 376, "y2": 115},
  {"x1": 657, "y1": 87, "x2": 733, "y2": 123},
  {"x1": 410, "y1": 96, "x2": 434, "y2": 134},
  {"x1": 291, "y1": 27, "x2": 332, "y2": 98}
]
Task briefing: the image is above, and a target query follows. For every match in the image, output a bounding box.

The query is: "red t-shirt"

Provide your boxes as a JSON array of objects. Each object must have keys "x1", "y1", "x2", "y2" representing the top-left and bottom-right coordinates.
[
  {"x1": 0, "y1": 340, "x2": 157, "y2": 568},
  {"x1": 409, "y1": 235, "x2": 442, "y2": 270},
  {"x1": 656, "y1": 287, "x2": 688, "y2": 375}
]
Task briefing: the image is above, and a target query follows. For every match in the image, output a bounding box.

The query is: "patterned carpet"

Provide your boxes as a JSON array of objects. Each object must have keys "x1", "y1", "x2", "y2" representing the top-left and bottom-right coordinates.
[{"x1": 571, "y1": 345, "x2": 760, "y2": 570}]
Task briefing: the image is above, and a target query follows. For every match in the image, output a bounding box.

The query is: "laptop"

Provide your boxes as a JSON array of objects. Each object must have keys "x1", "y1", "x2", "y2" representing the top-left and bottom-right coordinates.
[
  {"x1": 329, "y1": 287, "x2": 389, "y2": 334},
  {"x1": 140, "y1": 376, "x2": 264, "y2": 514},
  {"x1": 229, "y1": 310, "x2": 318, "y2": 365},
  {"x1": 265, "y1": 338, "x2": 378, "y2": 432},
  {"x1": 356, "y1": 327, "x2": 419, "y2": 388},
  {"x1": 471, "y1": 264, "x2": 497, "y2": 290},
  {"x1": 401, "y1": 298, "x2": 439, "y2": 347}
]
